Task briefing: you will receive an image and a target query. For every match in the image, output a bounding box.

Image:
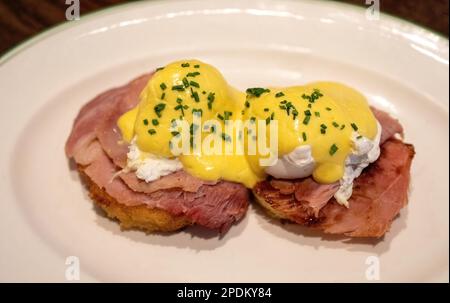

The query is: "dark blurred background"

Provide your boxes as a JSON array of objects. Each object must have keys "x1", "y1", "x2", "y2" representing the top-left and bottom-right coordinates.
[{"x1": 0, "y1": 0, "x2": 448, "y2": 56}]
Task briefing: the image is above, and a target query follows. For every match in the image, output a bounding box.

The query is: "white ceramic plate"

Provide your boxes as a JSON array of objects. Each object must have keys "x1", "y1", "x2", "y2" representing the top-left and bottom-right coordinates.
[{"x1": 0, "y1": 0, "x2": 448, "y2": 282}]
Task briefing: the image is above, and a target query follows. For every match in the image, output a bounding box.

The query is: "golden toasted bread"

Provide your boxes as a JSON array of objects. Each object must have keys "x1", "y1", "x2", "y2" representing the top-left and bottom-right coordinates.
[{"x1": 78, "y1": 165, "x2": 191, "y2": 232}]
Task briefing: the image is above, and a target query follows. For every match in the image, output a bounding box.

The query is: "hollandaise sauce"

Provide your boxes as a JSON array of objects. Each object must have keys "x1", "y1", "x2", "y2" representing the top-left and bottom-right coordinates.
[{"x1": 118, "y1": 59, "x2": 378, "y2": 188}]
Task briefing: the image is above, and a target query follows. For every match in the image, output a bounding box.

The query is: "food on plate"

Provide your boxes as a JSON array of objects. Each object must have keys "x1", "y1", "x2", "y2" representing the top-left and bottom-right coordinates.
[
  {"x1": 251, "y1": 88, "x2": 414, "y2": 237},
  {"x1": 66, "y1": 59, "x2": 414, "y2": 237},
  {"x1": 65, "y1": 69, "x2": 250, "y2": 233}
]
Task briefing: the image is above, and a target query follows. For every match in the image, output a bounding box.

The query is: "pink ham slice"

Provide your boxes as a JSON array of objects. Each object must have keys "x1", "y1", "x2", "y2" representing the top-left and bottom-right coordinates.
[
  {"x1": 254, "y1": 139, "x2": 414, "y2": 237},
  {"x1": 119, "y1": 170, "x2": 214, "y2": 194},
  {"x1": 82, "y1": 141, "x2": 248, "y2": 231},
  {"x1": 315, "y1": 139, "x2": 414, "y2": 237},
  {"x1": 65, "y1": 74, "x2": 151, "y2": 164},
  {"x1": 371, "y1": 106, "x2": 404, "y2": 144}
]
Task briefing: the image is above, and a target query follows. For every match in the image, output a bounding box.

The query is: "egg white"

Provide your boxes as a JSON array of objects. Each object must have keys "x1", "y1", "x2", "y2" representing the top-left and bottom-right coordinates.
[{"x1": 265, "y1": 121, "x2": 382, "y2": 207}]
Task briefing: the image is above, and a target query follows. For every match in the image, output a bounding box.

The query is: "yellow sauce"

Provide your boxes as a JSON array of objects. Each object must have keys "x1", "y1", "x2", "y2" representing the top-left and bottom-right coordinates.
[{"x1": 118, "y1": 60, "x2": 378, "y2": 187}]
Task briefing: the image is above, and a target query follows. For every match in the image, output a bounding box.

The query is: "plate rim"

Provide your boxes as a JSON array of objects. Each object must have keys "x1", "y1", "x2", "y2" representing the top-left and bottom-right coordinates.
[
  {"x1": 0, "y1": 0, "x2": 448, "y2": 282},
  {"x1": 0, "y1": 0, "x2": 448, "y2": 67}
]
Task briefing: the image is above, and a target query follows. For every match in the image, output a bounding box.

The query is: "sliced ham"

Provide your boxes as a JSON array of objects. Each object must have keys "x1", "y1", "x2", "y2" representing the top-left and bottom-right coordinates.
[
  {"x1": 65, "y1": 74, "x2": 151, "y2": 162},
  {"x1": 315, "y1": 139, "x2": 414, "y2": 237},
  {"x1": 95, "y1": 74, "x2": 151, "y2": 168},
  {"x1": 119, "y1": 170, "x2": 214, "y2": 194},
  {"x1": 254, "y1": 139, "x2": 414, "y2": 237},
  {"x1": 82, "y1": 140, "x2": 248, "y2": 231},
  {"x1": 371, "y1": 106, "x2": 404, "y2": 144}
]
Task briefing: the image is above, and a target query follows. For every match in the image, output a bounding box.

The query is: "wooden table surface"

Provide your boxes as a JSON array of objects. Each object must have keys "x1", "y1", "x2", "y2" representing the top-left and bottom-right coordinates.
[{"x1": 0, "y1": 0, "x2": 448, "y2": 56}]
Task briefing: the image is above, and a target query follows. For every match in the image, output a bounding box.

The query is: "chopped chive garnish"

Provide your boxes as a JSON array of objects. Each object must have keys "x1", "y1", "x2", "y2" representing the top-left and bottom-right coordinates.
[
  {"x1": 320, "y1": 123, "x2": 327, "y2": 129},
  {"x1": 308, "y1": 103, "x2": 312, "y2": 108},
  {"x1": 246, "y1": 87, "x2": 270, "y2": 97},
  {"x1": 161, "y1": 92, "x2": 166, "y2": 100},
  {"x1": 329, "y1": 144, "x2": 338, "y2": 155},
  {"x1": 264, "y1": 108, "x2": 269, "y2": 112},
  {"x1": 275, "y1": 92, "x2": 285, "y2": 98},
  {"x1": 280, "y1": 100, "x2": 287, "y2": 104},
  {"x1": 194, "y1": 64, "x2": 200, "y2": 68},
  {"x1": 191, "y1": 91, "x2": 200, "y2": 102},
  {"x1": 340, "y1": 124, "x2": 346, "y2": 130},
  {"x1": 207, "y1": 92, "x2": 215, "y2": 109},
  {"x1": 192, "y1": 108, "x2": 203, "y2": 116},
  {"x1": 172, "y1": 85, "x2": 185, "y2": 91},
  {"x1": 221, "y1": 133, "x2": 231, "y2": 142},
  {"x1": 152, "y1": 119, "x2": 159, "y2": 126},
  {"x1": 351, "y1": 123, "x2": 359, "y2": 131},
  {"x1": 302, "y1": 132, "x2": 307, "y2": 141},
  {"x1": 332, "y1": 121, "x2": 339, "y2": 128},
  {"x1": 265, "y1": 117, "x2": 271, "y2": 125},
  {"x1": 154, "y1": 103, "x2": 166, "y2": 118},
  {"x1": 217, "y1": 114, "x2": 224, "y2": 120},
  {"x1": 171, "y1": 131, "x2": 180, "y2": 137},
  {"x1": 155, "y1": 67, "x2": 164, "y2": 72},
  {"x1": 245, "y1": 101, "x2": 250, "y2": 108},
  {"x1": 189, "y1": 81, "x2": 200, "y2": 88},
  {"x1": 160, "y1": 83, "x2": 167, "y2": 90},
  {"x1": 320, "y1": 128, "x2": 326, "y2": 134},
  {"x1": 143, "y1": 119, "x2": 149, "y2": 125},
  {"x1": 224, "y1": 111, "x2": 233, "y2": 120},
  {"x1": 174, "y1": 98, "x2": 188, "y2": 116},
  {"x1": 202, "y1": 90, "x2": 206, "y2": 94},
  {"x1": 187, "y1": 72, "x2": 200, "y2": 77},
  {"x1": 181, "y1": 63, "x2": 190, "y2": 67},
  {"x1": 148, "y1": 129, "x2": 156, "y2": 135},
  {"x1": 356, "y1": 135, "x2": 363, "y2": 139},
  {"x1": 314, "y1": 111, "x2": 320, "y2": 117},
  {"x1": 326, "y1": 107, "x2": 332, "y2": 111},
  {"x1": 303, "y1": 115, "x2": 311, "y2": 125},
  {"x1": 301, "y1": 89, "x2": 323, "y2": 103},
  {"x1": 292, "y1": 109, "x2": 298, "y2": 120},
  {"x1": 304, "y1": 110, "x2": 311, "y2": 116},
  {"x1": 250, "y1": 117, "x2": 256, "y2": 123},
  {"x1": 182, "y1": 77, "x2": 189, "y2": 88},
  {"x1": 270, "y1": 112, "x2": 275, "y2": 120},
  {"x1": 190, "y1": 123, "x2": 199, "y2": 135}
]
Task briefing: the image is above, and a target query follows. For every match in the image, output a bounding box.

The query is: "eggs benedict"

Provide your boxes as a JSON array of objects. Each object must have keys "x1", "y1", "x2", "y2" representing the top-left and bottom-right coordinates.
[{"x1": 66, "y1": 59, "x2": 414, "y2": 237}]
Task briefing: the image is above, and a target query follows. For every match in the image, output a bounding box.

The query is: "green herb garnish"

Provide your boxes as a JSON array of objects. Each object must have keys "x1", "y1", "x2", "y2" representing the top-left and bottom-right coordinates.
[
  {"x1": 246, "y1": 87, "x2": 270, "y2": 97},
  {"x1": 187, "y1": 72, "x2": 200, "y2": 77},
  {"x1": 172, "y1": 85, "x2": 185, "y2": 91},
  {"x1": 302, "y1": 132, "x2": 307, "y2": 141},
  {"x1": 189, "y1": 81, "x2": 200, "y2": 88},
  {"x1": 303, "y1": 115, "x2": 311, "y2": 125},
  {"x1": 329, "y1": 144, "x2": 339, "y2": 155},
  {"x1": 154, "y1": 103, "x2": 166, "y2": 118}
]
